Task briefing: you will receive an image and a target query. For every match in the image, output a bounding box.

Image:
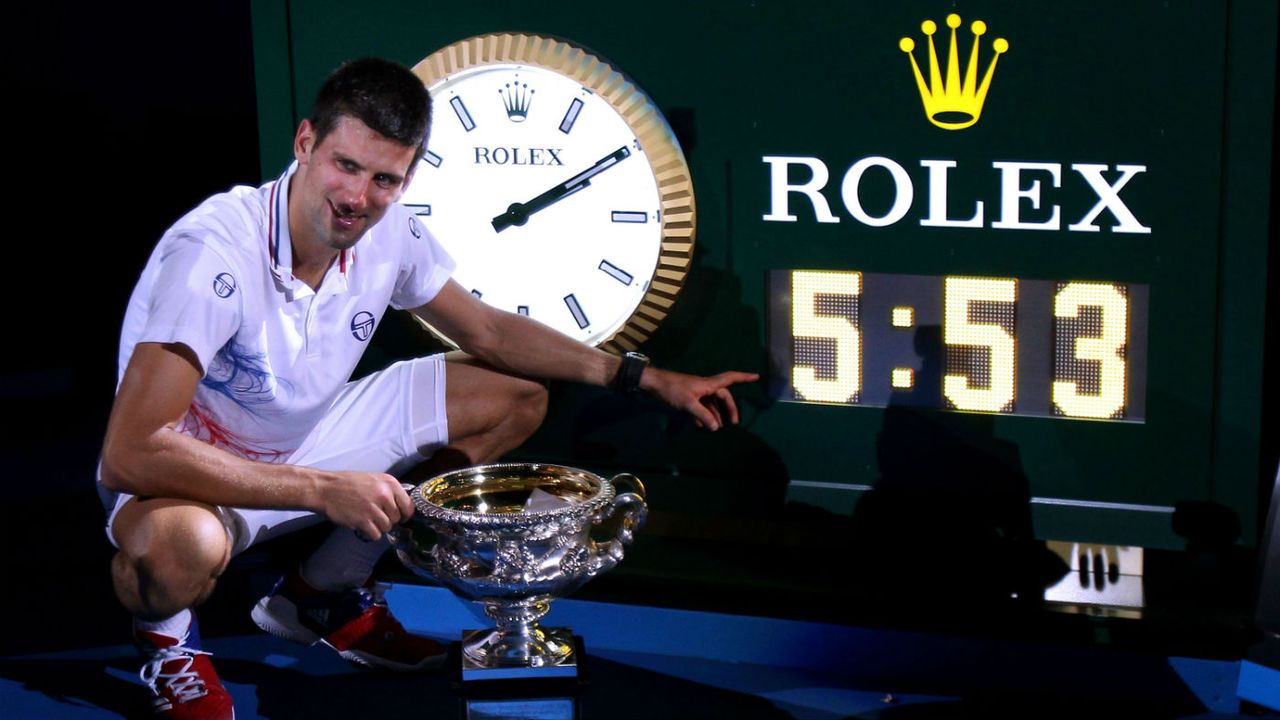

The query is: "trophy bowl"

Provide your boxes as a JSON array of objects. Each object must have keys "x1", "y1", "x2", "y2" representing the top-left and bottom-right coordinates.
[{"x1": 391, "y1": 463, "x2": 647, "y2": 679}]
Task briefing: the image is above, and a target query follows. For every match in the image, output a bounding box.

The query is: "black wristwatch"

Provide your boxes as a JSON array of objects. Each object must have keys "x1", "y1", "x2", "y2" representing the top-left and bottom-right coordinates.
[{"x1": 613, "y1": 351, "x2": 649, "y2": 395}]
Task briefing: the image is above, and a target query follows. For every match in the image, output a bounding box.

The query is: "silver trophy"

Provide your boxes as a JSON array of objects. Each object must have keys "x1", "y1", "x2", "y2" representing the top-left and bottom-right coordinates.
[{"x1": 391, "y1": 463, "x2": 647, "y2": 681}]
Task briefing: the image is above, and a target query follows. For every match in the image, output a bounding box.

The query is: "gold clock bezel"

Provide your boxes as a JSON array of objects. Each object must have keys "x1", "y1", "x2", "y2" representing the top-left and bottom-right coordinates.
[{"x1": 409, "y1": 32, "x2": 696, "y2": 353}]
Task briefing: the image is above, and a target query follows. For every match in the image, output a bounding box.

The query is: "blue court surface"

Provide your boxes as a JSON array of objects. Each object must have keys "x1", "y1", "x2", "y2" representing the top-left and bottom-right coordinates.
[{"x1": 0, "y1": 584, "x2": 1264, "y2": 719}]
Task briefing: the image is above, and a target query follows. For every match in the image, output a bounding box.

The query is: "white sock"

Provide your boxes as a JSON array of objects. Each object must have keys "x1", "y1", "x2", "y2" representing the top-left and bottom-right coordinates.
[
  {"x1": 299, "y1": 527, "x2": 389, "y2": 591},
  {"x1": 134, "y1": 608, "x2": 192, "y2": 640}
]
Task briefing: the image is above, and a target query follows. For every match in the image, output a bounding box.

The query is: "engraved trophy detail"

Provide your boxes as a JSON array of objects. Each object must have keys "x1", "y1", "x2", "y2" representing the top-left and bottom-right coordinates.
[{"x1": 390, "y1": 463, "x2": 647, "y2": 681}]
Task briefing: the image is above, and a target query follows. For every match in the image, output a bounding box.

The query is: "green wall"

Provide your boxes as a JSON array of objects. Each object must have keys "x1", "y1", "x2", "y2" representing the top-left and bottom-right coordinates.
[{"x1": 252, "y1": 0, "x2": 1275, "y2": 550}]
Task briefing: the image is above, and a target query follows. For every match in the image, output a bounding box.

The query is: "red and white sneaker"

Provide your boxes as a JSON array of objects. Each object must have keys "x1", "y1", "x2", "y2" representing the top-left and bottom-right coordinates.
[
  {"x1": 136, "y1": 617, "x2": 234, "y2": 719},
  {"x1": 251, "y1": 572, "x2": 446, "y2": 671}
]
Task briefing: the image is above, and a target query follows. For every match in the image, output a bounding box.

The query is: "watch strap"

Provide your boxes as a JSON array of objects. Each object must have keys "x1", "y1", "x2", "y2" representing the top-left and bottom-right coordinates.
[{"x1": 614, "y1": 352, "x2": 649, "y2": 395}]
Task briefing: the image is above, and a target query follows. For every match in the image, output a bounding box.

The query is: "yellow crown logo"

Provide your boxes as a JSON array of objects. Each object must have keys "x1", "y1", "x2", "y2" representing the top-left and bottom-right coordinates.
[{"x1": 899, "y1": 14, "x2": 1009, "y2": 130}]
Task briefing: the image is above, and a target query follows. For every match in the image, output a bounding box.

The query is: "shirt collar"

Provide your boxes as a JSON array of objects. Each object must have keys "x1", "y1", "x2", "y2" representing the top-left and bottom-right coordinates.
[{"x1": 266, "y1": 162, "x2": 354, "y2": 292}]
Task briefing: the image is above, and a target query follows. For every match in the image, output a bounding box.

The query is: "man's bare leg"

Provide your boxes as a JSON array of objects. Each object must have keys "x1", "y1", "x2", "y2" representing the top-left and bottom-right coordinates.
[
  {"x1": 404, "y1": 352, "x2": 549, "y2": 482},
  {"x1": 111, "y1": 497, "x2": 232, "y2": 621},
  {"x1": 112, "y1": 496, "x2": 236, "y2": 716}
]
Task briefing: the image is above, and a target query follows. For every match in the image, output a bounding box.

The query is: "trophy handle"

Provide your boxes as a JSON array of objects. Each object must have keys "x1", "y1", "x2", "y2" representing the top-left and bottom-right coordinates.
[
  {"x1": 605, "y1": 473, "x2": 647, "y2": 546},
  {"x1": 588, "y1": 474, "x2": 648, "y2": 573},
  {"x1": 386, "y1": 483, "x2": 442, "y2": 580}
]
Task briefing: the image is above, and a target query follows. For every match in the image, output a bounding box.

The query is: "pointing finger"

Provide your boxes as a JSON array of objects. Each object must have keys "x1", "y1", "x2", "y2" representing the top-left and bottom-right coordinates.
[{"x1": 716, "y1": 371, "x2": 760, "y2": 387}]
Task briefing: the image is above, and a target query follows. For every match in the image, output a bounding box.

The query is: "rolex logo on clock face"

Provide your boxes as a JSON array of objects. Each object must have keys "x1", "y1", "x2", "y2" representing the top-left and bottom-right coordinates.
[{"x1": 404, "y1": 34, "x2": 695, "y2": 351}]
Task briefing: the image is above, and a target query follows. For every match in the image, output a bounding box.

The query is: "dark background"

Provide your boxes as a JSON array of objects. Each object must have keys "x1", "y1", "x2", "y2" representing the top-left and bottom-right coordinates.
[
  {"x1": 0, "y1": 1, "x2": 260, "y2": 654},
  {"x1": 0, "y1": 0, "x2": 1276, "y2": 659}
]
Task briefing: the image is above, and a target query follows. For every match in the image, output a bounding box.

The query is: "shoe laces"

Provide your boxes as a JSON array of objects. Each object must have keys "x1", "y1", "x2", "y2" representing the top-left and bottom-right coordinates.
[
  {"x1": 339, "y1": 581, "x2": 389, "y2": 615},
  {"x1": 139, "y1": 644, "x2": 211, "y2": 705}
]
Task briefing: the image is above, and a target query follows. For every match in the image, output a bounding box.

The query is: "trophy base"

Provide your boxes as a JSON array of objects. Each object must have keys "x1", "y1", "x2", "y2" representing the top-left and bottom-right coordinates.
[
  {"x1": 459, "y1": 627, "x2": 581, "y2": 682},
  {"x1": 451, "y1": 636, "x2": 587, "y2": 720}
]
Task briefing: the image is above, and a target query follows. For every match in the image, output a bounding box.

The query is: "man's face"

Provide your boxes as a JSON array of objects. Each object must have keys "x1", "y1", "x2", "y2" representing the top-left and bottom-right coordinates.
[{"x1": 290, "y1": 115, "x2": 418, "y2": 253}]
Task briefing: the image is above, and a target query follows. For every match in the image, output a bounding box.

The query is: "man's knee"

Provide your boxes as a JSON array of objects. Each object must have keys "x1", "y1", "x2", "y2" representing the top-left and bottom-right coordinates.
[
  {"x1": 510, "y1": 377, "x2": 549, "y2": 434},
  {"x1": 484, "y1": 374, "x2": 547, "y2": 444},
  {"x1": 112, "y1": 499, "x2": 231, "y2": 616}
]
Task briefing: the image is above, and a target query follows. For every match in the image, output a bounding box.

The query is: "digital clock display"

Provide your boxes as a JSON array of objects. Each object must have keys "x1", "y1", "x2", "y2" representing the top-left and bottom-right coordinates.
[{"x1": 768, "y1": 270, "x2": 1148, "y2": 421}]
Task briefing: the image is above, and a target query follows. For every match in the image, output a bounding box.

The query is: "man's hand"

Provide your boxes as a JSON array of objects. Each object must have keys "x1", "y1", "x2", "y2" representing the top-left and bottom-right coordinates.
[
  {"x1": 641, "y1": 368, "x2": 759, "y2": 431},
  {"x1": 314, "y1": 471, "x2": 415, "y2": 541}
]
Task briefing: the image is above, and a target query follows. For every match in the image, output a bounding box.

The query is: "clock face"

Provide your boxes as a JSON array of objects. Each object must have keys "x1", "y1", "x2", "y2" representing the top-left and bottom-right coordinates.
[{"x1": 405, "y1": 34, "x2": 695, "y2": 351}]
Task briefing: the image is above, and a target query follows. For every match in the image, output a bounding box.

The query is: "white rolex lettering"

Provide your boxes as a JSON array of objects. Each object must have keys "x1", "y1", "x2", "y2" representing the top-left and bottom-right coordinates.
[
  {"x1": 920, "y1": 159, "x2": 983, "y2": 228},
  {"x1": 762, "y1": 155, "x2": 1149, "y2": 234},
  {"x1": 992, "y1": 161, "x2": 1062, "y2": 231},
  {"x1": 1068, "y1": 164, "x2": 1151, "y2": 234},
  {"x1": 841, "y1": 156, "x2": 913, "y2": 228},
  {"x1": 762, "y1": 156, "x2": 839, "y2": 223}
]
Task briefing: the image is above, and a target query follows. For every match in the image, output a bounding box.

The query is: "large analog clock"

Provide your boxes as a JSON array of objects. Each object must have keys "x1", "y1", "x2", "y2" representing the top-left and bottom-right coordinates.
[{"x1": 402, "y1": 33, "x2": 695, "y2": 352}]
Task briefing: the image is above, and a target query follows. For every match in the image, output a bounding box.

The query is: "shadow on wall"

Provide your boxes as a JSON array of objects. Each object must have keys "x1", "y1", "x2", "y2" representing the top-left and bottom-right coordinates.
[{"x1": 846, "y1": 324, "x2": 1068, "y2": 608}]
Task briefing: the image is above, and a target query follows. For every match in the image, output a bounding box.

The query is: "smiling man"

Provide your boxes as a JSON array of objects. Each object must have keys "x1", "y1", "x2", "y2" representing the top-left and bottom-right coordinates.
[{"x1": 98, "y1": 58, "x2": 755, "y2": 720}]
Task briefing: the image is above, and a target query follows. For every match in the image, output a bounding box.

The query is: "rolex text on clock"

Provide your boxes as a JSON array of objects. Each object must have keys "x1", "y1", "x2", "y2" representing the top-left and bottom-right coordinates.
[{"x1": 404, "y1": 33, "x2": 696, "y2": 351}]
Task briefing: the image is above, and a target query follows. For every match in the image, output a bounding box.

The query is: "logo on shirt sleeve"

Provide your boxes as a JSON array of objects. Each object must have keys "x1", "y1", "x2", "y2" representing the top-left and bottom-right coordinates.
[
  {"x1": 407, "y1": 216, "x2": 422, "y2": 239},
  {"x1": 350, "y1": 311, "x2": 376, "y2": 341},
  {"x1": 213, "y1": 273, "x2": 237, "y2": 298}
]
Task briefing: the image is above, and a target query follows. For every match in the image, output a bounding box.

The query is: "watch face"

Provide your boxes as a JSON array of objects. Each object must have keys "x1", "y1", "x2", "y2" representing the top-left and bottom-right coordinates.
[{"x1": 405, "y1": 34, "x2": 695, "y2": 351}]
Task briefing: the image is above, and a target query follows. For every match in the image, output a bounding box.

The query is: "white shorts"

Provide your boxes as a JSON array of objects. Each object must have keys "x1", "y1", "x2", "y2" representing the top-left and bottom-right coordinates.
[{"x1": 101, "y1": 354, "x2": 449, "y2": 556}]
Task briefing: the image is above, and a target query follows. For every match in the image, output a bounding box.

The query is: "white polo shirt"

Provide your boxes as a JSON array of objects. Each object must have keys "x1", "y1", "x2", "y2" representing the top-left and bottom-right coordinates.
[{"x1": 116, "y1": 163, "x2": 454, "y2": 461}]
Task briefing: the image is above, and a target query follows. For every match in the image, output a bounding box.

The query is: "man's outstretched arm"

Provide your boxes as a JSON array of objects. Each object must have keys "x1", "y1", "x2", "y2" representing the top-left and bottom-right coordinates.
[
  {"x1": 99, "y1": 342, "x2": 413, "y2": 540},
  {"x1": 412, "y1": 280, "x2": 758, "y2": 430}
]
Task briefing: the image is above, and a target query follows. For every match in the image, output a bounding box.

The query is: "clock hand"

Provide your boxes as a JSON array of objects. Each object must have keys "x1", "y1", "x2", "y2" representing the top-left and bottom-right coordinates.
[{"x1": 492, "y1": 146, "x2": 631, "y2": 232}]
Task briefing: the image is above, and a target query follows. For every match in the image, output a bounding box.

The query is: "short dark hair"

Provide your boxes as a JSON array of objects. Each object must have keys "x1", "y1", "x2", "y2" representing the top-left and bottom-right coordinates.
[{"x1": 310, "y1": 57, "x2": 432, "y2": 165}]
